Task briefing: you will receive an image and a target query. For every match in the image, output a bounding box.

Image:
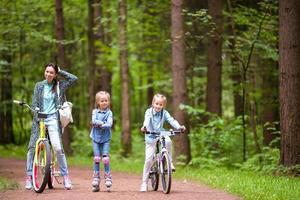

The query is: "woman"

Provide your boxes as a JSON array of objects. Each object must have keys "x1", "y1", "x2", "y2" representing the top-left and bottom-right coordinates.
[{"x1": 25, "y1": 63, "x2": 78, "y2": 190}]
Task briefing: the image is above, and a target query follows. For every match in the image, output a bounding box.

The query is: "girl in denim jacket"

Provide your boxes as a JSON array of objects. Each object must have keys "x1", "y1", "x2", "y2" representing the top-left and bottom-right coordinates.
[
  {"x1": 90, "y1": 91, "x2": 113, "y2": 192},
  {"x1": 140, "y1": 93, "x2": 185, "y2": 192}
]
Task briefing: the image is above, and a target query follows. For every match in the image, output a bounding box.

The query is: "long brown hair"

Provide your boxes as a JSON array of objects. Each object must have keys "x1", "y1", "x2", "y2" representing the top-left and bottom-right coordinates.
[{"x1": 45, "y1": 63, "x2": 59, "y2": 93}]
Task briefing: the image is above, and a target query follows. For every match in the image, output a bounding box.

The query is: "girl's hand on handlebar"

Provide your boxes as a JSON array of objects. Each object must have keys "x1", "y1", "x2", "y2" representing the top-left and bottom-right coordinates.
[
  {"x1": 140, "y1": 126, "x2": 147, "y2": 133},
  {"x1": 179, "y1": 125, "x2": 186, "y2": 132}
]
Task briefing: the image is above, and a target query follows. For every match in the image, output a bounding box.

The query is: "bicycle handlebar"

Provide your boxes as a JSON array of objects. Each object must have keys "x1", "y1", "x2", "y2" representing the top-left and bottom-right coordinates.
[
  {"x1": 13, "y1": 100, "x2": 37, "y2": 112},
  {"x1": 145, "y1": 129, "x2": 182, "y2": 137}
]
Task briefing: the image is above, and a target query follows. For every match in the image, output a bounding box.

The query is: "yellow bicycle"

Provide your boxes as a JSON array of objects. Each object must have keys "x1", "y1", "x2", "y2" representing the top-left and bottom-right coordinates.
[{"x1": 14, "y1": 100, "x2": 62, "y2": 193}]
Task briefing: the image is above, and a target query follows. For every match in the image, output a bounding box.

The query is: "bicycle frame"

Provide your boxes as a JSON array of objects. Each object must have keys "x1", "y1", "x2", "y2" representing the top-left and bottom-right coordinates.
[
  {"x1": 147, "y1": 130, "x2": 181, "y2": 194},
  {"x1": 33, "y1": 117, "x2": 46, "y2": 167}
]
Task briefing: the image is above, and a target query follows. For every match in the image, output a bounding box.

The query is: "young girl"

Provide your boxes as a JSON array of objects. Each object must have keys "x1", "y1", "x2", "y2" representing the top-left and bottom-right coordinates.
[
  {"x1": 140, "y1": 93, "x2": 185, "y2": 192},
  {"x1": 25, "y1": 63, "x2": 77, "y2": 190},
  {"x1": 90, "y1": 91, "x2": 113, "y2": 192}
]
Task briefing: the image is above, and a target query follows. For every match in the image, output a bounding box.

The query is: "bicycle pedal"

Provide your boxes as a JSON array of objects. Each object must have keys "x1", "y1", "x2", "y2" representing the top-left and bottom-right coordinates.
[{"x1": 54, "y1": 171, "x2": 61, "y2": 176}]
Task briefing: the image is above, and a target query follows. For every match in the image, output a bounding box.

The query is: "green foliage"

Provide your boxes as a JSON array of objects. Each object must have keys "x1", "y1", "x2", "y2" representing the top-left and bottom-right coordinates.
[
  {"x1": 71, "y1": 128, "x2": 93, "y2": 157},
  {"x1": 239, "y1": 147, "x2": 280, "y2": 174},
  {"x1": 181, "y1": 104, "x2": 244, "y2": 167},
  {"x1": 0, "y1": 144, "x2": 26, "y2": 159},
  {"x1": 224, "y1": 0, "x2": 278, "y2": 62},
  {"x1": 181, "y1": 104, "x2": 287, "y2": 177},
  {"x1": 189, "y1": 115, "x2": 244, "y2": 167}
]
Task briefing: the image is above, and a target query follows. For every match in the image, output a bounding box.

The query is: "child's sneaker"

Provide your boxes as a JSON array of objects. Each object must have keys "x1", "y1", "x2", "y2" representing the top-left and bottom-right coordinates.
[
  {"x1": 92, "y1": 172, "x2": 100, "y2": 192},
  {"x1": 63, "y1": 175, "x2": 72, "y2": 190},
  {"x1": 104, "y1": 173, "x2": 112, "y2": 191},
  {"x1": 140, "y1": 182, "x2": 147, "y2": 192},
  {"x1": 25, "y1": 176, "x2": 32, "y2": 190}
]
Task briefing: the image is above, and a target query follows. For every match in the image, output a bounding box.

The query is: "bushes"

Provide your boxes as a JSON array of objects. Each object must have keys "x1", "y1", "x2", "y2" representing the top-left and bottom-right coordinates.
[
  {"x1": 181, "y1": 104, "x2": 287, "y2": 175},
  {"x1": 187, "y1": 113, "x2": 245, "y2": 168}
]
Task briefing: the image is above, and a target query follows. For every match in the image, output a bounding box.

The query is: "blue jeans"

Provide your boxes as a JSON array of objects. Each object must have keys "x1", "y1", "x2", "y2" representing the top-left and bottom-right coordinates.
[
  {"x1": 26, "y1": 113, "x2": 69, "y2": 176},
  {"x1": 93, "y1": 140, "x2": 110, "y2": 173}
]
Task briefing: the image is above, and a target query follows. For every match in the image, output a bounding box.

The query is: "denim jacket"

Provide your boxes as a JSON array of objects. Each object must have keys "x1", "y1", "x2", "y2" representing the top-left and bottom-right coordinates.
[
  {"x1": 142, "y1": 107, "x2": 181, "y2": 144},
  {"x1": 28, "y1": 70, "x2": 78, "y2": 149},
  {"x1": 90, "y1": 108, "x2": 113, "y2": 143}
]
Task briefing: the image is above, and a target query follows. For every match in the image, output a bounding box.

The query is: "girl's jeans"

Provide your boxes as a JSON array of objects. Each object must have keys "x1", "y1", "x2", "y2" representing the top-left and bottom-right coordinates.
[
  {"x1": 26, "y1": 113, "x2": 69, "y2": 176},
  {"x1": 93, "y1": 140, "x2": 110, "y2": 174},
  {"x1": 142, "y1": 136, "x2": 172, "y2": 183}
]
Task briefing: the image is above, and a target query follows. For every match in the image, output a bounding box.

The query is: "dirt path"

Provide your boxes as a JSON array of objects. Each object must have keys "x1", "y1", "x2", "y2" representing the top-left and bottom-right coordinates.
[{"x1": 0, "y1": 157, "x2": 240, "y2": 200}]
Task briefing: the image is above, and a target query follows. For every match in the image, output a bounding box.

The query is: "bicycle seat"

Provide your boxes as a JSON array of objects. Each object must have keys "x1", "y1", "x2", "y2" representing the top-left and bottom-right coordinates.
[{"x1": 37, "y1": 113, "x2": 48, "y2": 119}]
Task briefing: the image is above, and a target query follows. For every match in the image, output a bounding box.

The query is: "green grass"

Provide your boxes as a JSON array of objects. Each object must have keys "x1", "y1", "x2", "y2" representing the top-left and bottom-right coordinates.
[
  {"x1": 0, "y1": 177, "x2": 19, "y2": 191},
  {"x1": 0, "y1": 144, "x2": 27, "y2": 159},
  {"x1": 174, "y1": 167, "x2": 300, "y2": 200},
  {"x1": 1, "y1": 144, "x2": 299, "y2": 200}
]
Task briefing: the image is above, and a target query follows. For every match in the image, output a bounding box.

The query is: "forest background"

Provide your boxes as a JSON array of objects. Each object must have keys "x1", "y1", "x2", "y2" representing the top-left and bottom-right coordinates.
[{"x1": 0, "y1": 0, "x2": 300, "y2": 199}]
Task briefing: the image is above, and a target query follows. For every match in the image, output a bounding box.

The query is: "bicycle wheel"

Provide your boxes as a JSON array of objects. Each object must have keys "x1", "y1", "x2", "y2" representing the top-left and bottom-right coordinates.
[
  {"x1": 149, "y1": 159, "x2": 159, "y2": 191},
  {"x1": 32, "y1": 140, "x2": 51, "y2": 193},
  {"x1": 48, "y1": 146, "x2": 55, "y2": 189},
  {"x1": 160, "y1": 152, "x2": 171, "y2": 194}
]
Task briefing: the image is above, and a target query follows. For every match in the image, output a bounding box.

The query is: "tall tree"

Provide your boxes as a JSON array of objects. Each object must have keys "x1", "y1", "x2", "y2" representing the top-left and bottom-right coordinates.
[
  {"x1": 171, "y1": 0, "x2": 191, "y2": 164},
  {"x1": 55, "y1": 0, "x2": 67, "y2": 67},
  {"x1": 119, "y1": 0, "x2": 131, "y2": 156},
  {"x1": 206, "y1": 0, "x2": 223, "y2": 116},
  {"x1": 0, "y1": 2, "x2": 14, "y2": 144},
  {"x1": 262, "y1": 59, "x2": 279, "y2": 147},
  {"x1": 55, "y1": 0, "x2": 72, "y2": 154},
  {"x1": 0, "y1": 55, "x2": 13, "y2": 144},
  {"x1": 87, "y1": 0, "x2": 96, "y2": 114},
  {"x1": 226, "y1": 0, "x2": 243, "y2": 117},
  {"x1": 94, "y1": 0, "x2": 112, "y2": 94},
  {"x1": 279, "y1": 0, "x2": 300, "y2": 167}
]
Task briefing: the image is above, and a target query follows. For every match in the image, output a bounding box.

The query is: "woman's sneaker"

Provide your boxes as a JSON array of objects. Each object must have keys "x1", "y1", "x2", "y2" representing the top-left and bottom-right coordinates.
[
  {"x1": 25, "y1": 176, "x2": 32, "y2": 190},
  {"x1": 92, "y1": 172, "x2": 100, "y2": 192},
  {"x1": 63, "y1": 175, "x2": 72, "y2": 190}
]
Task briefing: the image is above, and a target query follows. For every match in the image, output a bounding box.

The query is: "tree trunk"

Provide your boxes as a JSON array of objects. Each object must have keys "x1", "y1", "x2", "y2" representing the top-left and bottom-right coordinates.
[
  {"x1": 88, "y1": 0, "x2": 96, "y2": 114},
  {"x1": 94, "y1": 0, "x2": 112, "y2": 94},
  {"x1": 262, "y1": 59, "x2": 279, "y2": 147},
  {"x1": 226, "y1": 0, "x2": 243, "y2": 117},
  {"x1": 119, "y1": 0, "x2": 131, "y2": 157},
  {"x1": 206, "y1": 0, "x2": 223, "y2": 116},
  {"x1": 279, "y1": 0, "x2": 300, "y2": 167},
  {"x1": 147, "y1": 74, "x2": 154, "y2": 106},
  {"x1": 249, "y1": 67, "x2": 261, "y2": 154},
  {"x1": 55, "y1": 0, "x2": 67, "y2": 67},
  {"x1": 55, "y1": 0, "x2": 72, "y2": 154},
  {"x1": 102, "y1": 1, "x2": 113, "y2": 96},
  {"x1": 171, "y1": 0, "x2": 191, "y2": 164},
  {"x1": 0, "y1": 55, "x2": 14, "y2": 144}
]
